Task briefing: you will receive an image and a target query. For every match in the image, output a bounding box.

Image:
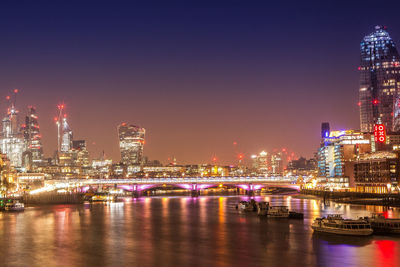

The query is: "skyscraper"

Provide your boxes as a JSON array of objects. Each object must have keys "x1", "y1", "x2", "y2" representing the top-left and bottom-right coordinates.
[
  {"x1": 118, "y1": 123, "x2": 145, "y2": 166},
  {"x1": 359, "y1": 25, "x2": 400, "y2": 133},
  {"x1": 61, "y1": 116, "x2": 73, "y2": 152},
  {"x1": 0, "y1": 91, "x2": 25, "y2": 168},
  {"x1": 22, "y1": 106, "x2": 43, "y2": 169}
]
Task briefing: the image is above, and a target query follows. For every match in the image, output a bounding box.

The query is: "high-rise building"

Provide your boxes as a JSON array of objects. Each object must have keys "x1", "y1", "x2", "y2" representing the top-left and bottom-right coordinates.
[
  {"x1": 270, "y1": 152, "x2": 283, "y2": 175},
  {"x1": 118, "y1": 123, "x2": 145, "y2": 167},
  {"x1": 61, "y1": 117, "x2": 73, "y2": 152},
  {"x1": 0, "y1": 98, "x2": 24, "y2": 168},
  {"x1": 72, "y1": 140, "x2": 90, "y2": 168},
  {"x1": 22, "y1": 106, "x2": 43, "y2": 169},
  {"x1": 251, "y1": 151, "x2": 269, "y2": 175},
  {"x1": 359, "y1": 26, "x2": 400, "y2": 133}
]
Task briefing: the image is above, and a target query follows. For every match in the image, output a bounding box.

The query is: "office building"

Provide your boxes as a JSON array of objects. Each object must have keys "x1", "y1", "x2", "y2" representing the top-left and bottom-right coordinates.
[{"x1": 359, "y1": 26, "x2": 400, "y2": 132}]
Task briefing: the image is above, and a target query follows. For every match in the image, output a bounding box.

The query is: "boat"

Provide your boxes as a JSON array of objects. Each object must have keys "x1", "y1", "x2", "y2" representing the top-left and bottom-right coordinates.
[
  {"x1": 4, "y1": 201, "x2": 25, "y2": 212},
  {"x1": 311, "y1": 214, "x2": 373, "y2": 236},
  {"x1": 237, "y1": 200, "x2": 257, "y2": 212},
  {"x1": 256, "y1": 201, "x2": 269, "y2": 216},
  {"x1": 267, "y1": 206, "x2": 289, "y2": 218},
  {"x1": 365, "y1": 213, "x2": 400, "y2": 234},
  {"x1": 90, "y1": 193, "x2": 115, "y2": 202}
]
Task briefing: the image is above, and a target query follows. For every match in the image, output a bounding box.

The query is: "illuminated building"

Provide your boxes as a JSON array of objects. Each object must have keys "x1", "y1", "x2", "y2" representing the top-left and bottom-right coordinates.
[
  {"x1": 270, "y1": 152, "x2": 283, "y2": 175},
  {"x1": 251, "y1": 151, "x2": 269, "y2": 175},
  {"x1": 118, "y1": 123, "x2": 145, "y2": 167},
  {"x1": 354, "y1": 151, "x2": 399, "y2": 193},
  {"x1": 61, "y1": 116, "x2": 73, "y2": 152},
  {"x1": 359, "y1": 26, "x2": 400, "y2": 132},
  {"x1": 92, "y1": 153, "x2": 113, "y2": 178},
  {"x1": 0, "y1": 93, "x2": 25, "y2": 168},
  {"x1": 317, "y1": 128, "x2": 371, "y2": 188},
  {"x1": 287, "y1": 157, "x2": 317, "y2": 176},
  {"x1": 72, "y1": 140, "x2": 90, "y2": 168},
  {"x1": 21, "y1": 106, "x2": 43, "y2": 170}
]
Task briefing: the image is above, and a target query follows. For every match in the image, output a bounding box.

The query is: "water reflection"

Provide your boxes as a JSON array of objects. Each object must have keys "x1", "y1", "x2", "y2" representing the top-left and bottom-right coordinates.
[{"x1": 0, "y1": 196, "x2": 399, "y2": 266}]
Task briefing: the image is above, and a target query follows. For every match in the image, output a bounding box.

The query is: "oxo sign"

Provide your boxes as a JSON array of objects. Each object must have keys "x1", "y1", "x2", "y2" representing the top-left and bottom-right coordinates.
[{"x1": 374, "y1": 124, "x2": 386, "y2": 143}]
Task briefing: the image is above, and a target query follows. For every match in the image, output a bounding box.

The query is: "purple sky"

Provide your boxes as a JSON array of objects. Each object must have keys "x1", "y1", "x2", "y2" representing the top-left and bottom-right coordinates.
[{"x1": 1, "y1": 1, "x2": 400, "y2": 164}]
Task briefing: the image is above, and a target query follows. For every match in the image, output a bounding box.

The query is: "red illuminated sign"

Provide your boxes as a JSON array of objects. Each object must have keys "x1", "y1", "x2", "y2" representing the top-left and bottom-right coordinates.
[{"x1": 374, "y1": 124, "x2": 386, "y2": 143}]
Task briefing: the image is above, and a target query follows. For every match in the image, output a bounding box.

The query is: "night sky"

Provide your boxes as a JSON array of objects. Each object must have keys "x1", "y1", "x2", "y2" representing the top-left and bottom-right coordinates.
[{"x1": 1, "y1": 0, "x2": 400, "y2": 164}]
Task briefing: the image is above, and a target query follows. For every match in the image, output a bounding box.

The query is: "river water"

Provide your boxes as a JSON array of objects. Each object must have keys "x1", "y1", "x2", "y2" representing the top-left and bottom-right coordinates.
[{"x1": 0, "y1": 195, "x2": 399, "y2": 267}]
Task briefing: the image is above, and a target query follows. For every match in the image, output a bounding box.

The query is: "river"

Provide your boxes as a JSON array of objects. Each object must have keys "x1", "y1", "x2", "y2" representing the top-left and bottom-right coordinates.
[{"x1": 0, "y1": 195, "x2": 399, "y2": 267}]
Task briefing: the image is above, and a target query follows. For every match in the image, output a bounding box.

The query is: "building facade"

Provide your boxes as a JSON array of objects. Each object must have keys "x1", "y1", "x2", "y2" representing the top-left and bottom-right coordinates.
[
  {"x1": 359, "y1": 25, "x2": 400, "y2": 133},
  {"x1": 22, "y1": 106, "x2": 43, "y2": 170},
  {"x1": 317, "y1": 129, "x2": 371, "y2": 188},
  {"x1": 354, "y1": 151, "x2": 399, "y2": 193},
  {"x1": 118, "y1": 123, "x2": 145, "y2": 167}
]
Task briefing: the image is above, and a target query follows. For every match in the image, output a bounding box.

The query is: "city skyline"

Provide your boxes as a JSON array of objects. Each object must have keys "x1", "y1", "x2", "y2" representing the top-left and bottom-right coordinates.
[{"x1": 1, "y1": 1, "x2": 400, "y2": 164}]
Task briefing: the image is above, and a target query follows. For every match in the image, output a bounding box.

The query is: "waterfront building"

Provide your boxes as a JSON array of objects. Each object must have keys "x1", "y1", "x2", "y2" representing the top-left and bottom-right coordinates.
[
  {"x1": 359, "y1": 26, "x2": 400, "y2": 132},
  {"x1": 317, "y1": 128, "x2": 371, "y2": 188},
  {"x1": 21, "y1": 106, "x2": 43, "y2": 170},
  {"x1": 118, "y1": 123, "x2": 145, "y2": 167},
  {"x1": 354, "y1": 151, "x2": 399, "y2": 193}
]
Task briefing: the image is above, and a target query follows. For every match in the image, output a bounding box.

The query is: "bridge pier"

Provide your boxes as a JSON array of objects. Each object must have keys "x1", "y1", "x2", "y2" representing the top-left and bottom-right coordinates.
[
  {"x1": 132, "y1": 185, "x2": 141, "y2": 198},
  {"x1": 191, "y1": 184, "x2": 200, "y2": 197},
  {"x1": 246, "y1": 184, "x2": 254, "y2": 196}
]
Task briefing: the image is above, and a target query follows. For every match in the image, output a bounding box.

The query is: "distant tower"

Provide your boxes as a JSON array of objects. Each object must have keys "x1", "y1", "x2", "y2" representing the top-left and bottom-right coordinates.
[
  {"x1": 118, "y1": 123, "x2": 145, "y2": 166},
  {"x1": 61, "y1": 116, "x2": 73, "y2": 152},
  {"x1": 22, "y1": 106, "x2": 43, "y2": 169},
  {"x1": 359, "y1": 26, "x2": 400, "y2": 132}
]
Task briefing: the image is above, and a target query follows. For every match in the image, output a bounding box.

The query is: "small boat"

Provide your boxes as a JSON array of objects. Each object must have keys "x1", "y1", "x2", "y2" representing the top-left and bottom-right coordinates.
[
  {"x1": 311, "y1": 214, "x2": 373, "y2": 236},
  {"x1": 256, "y1": 201, "x2": 269, "y2": 216},
  {"x1": 365, "y1": 213, "x2": 400, "y2": 234},
  {"x1": 268, "y1": 206, "x2": 289, "y2": 218},
  {"x1": 4, "y1": 201, "x2": 25, "y2": 212},
  {"x1": 90, "y1": 193, "x2": 115, "y2": 202},
  {"x1": 237, "y1": 200, "x2": 257, "y2": 212}
]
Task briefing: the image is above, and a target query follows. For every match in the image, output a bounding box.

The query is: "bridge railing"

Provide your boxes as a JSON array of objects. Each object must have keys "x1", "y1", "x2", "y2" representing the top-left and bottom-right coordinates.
[{"x1": 48, "y1": 176, "x2": 298, "y2": 185}]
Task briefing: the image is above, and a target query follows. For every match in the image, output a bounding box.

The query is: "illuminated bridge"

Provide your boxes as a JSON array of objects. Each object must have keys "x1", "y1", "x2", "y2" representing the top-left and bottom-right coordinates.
[{"x1": 33, "y1": 176, "x2": 301, "y2": 196}]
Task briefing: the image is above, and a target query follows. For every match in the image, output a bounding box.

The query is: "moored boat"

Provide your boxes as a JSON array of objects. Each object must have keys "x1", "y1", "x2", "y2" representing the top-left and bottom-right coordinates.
[
  {"x1": 311, "y1": 214, "x2": 373, "y2": 236},
  {"x1": 267, "y1": 206, "x2": 289, "y2": 218},
  {"x1": 256, "y1": 201, "x2": 269, "y2": 216},
  {"x1": 4, "y1": 201, "x2": 25, "y2": 212},
  {"x1": 237, "y1": 200, "x2": 257, "y2": 212},
  {"x1": 365, "y1": 213, "x2": 400, "y2": 234}
]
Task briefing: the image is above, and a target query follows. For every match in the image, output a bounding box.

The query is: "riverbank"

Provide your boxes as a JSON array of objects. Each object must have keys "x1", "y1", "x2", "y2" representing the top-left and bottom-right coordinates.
[{"x1": 301, "y1": 189, "x2": 400, "y2": 207}]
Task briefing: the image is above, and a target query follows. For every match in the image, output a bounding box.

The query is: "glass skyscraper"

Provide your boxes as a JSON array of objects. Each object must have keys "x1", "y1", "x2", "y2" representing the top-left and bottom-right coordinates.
[
  {"x1": 118, "y1": 123, "x2": 145, "y2": 166},
  {"x1": 359, "y1": 25, "x2": 400, "y2": 133},
  {"x1": 22, "y1": 106, "x2": 43, "y2": 169}
]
